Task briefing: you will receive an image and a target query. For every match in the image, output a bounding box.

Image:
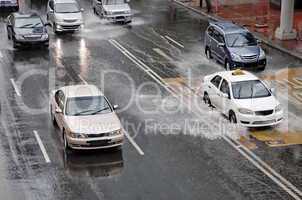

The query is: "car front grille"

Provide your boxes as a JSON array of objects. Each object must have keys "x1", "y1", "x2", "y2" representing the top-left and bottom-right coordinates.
[
  {"x1": 255, "y1": 110, "x2": 274, "y2": 116},
  {"x1": 23, "y1": 35, "x2": 42, "y2": 40},
  {"x1": 63, "y1": 19, "x2": 77, "y2": 23},
  {"x1": 240, "y1": 55, "x2": 258, "y2": 62},
  {"x1": 61, "y1": 25, "x2": 80, "y2": 30},
  {"x1": 113, "y1": 11, "x2": 127, "y2": 15},
  {"x1": 252, "y1": 119, "x2": 276, "y2": 125}
]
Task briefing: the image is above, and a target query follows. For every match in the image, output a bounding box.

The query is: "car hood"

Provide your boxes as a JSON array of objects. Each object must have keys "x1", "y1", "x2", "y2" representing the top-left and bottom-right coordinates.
[
  {"x1": 15, "y1": 27, "x2": 45, "y2": 35},
  {"x1": 103, "y1": 4, "x2": 131, "y2": 12},
  {"x1": 55, "y1": 12, "x2": 83, "y2": 21},
  {"x1": 233, "y1": 96, "x2": 279, "y2": 111},
  {"x1": 228, "y1": 45, "x2": 260, "y2": 56},
  {"x1": 64, "y1": 112, "x2": 122, "y2": 134}
]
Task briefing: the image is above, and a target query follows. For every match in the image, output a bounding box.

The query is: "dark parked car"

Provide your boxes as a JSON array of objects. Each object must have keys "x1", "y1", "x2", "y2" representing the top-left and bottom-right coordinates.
[
  {"x1": 204, "y1": 21, "x2": 266, "y2": 71},
  {"x1": 6, "y1": 12, "x2": 50, "y2": 48}
]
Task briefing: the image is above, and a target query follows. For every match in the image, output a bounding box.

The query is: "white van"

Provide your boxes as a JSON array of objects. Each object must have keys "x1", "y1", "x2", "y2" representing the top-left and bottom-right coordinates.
[{"x1": 46, "y1": 0, "x2": 84, "y2": 33}]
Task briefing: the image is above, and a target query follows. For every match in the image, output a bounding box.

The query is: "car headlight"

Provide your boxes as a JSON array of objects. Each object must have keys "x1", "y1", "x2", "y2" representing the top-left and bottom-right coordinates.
[
  {"x1": 238, "y1": 108, "x2": 254, "y2": 115},
  {"x1": 70, "y1": 132, "x2": 87, "y2": 138},
  {"x1": 275, "y1": 104, "x2": 282, "y2": 113},
  {"x1": 259, "y1": 48, "x2": 266, "y2": 59},
  {"x1": 41, "y1": 34, "x2": 49, "y2": 40},
  {"x1": 105, "y1": 11, "x2": 113, "y2": 15},
  {"x1": 111, "y1": 129, "x2": 122, "y2": 136},
  {"x1": 15, "y1": 34, "x2": 23, "y2": 40},
  {"x1": 231, "y1": 53, "x2": 242, "y2": 62}
]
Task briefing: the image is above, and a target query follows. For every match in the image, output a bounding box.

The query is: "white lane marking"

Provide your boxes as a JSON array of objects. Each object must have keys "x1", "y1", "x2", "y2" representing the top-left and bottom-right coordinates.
[
  {"x1": 10, "y1": 78, "x2": 21, "y2": 96},
  {"x1": 109, "y1": 39, "x2": 302, "y2": 199},
  {"x1": 33, "y1": 130, "x2": 51, "y2": 163},
  {"x1": 78, "y1": 72, "x2": 145, "y2": 156},
  {"x1": 123, "y1": 129, "x2": 145, "y2": 156},
  {"x1": 78, "y1": 74, "x2": 88, "y2": 85},
  {"x1": 153, "y1": 48, "x2": 174, "y2": 62},
  {"x1": 165, "y1": 35, "x2": 185, "y2": 49}
]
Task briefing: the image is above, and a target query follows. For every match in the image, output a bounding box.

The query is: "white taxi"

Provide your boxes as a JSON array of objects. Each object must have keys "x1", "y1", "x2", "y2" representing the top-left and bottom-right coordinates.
[
  {"x1": 50, "y1": 84, "x2": 124, "y2": 151},
  {"x1": 202, "y1": 70, "x2": 283, "y2": 127}
]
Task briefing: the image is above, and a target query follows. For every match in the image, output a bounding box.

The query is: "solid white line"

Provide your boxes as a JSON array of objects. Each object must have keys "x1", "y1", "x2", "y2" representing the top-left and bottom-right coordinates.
[
  {"x1": 10, "y1": 78, "x2": 21, "y2": 96},
  {"x1": 78, "y1": 74, "x2": 88, "y2": 85},
  {"x1": 165, "y1": 35, "x2": 184, "y2": 48},
  {"x1": 123, "y1": 129, "x2": 145, "y2": 156},
  {"x1": 33, "y1": 130, "x2": 51, "y2": 163},
  {"x1": 109, "y1": 39, "x2": 302, "y2": 199},
  {"x1": 153, "y1": 48, "x2": 174, "y2": 62}
]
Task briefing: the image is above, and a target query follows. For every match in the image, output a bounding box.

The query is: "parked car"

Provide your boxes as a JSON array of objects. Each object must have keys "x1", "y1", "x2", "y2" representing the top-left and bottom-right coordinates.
[
  {"x1": 204, "y1": 21, "x2": 266, "y2": 71},
  {"x1": 93, "y1": 0, "x2": 132, "y2": 23},
  {"x1": 50, "y1": 84, "x2": 124, "y2": 151},
  {"x1": 203, "y1": 69, "x2": 283, "y2": 127},
  {"x1": 0, "y1": 0, "x2": 18, "y2": 11},
  {"x1": 46, "y1": 0, "x2": 84, "y2": 33},
  {"x1": 6, "y1": 12, "x2": 49, "y2": 48}
]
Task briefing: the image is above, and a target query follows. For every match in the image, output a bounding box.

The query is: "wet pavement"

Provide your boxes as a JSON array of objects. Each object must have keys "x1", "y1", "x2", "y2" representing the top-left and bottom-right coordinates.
[{"x1": 0, "y1": 0, "x2": 302, "y2": 199}]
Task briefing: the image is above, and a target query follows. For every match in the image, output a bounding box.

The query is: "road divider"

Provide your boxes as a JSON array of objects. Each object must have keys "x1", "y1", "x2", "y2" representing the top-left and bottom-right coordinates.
[
  {"x1": 109, "y1": 38, "x2": 302, "y2": 200},
  {"x1": 10, "y1": 78, "x2": 21, "y2": 96},
  {"x1": 33, "y1": 130, "x2": 51, "y2": 163}
]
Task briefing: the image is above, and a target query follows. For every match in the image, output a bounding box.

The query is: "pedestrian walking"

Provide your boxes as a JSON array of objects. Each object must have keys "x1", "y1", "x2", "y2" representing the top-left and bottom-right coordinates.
[{"x1": 199, "y1": 0, "x2": 212, "y2": 13}]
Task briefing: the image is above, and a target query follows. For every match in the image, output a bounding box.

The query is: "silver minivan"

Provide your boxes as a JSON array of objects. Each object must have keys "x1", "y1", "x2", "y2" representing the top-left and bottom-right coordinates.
[
  {"x1": 46, "y1": 0, "x2": 84, "y2": 33},
  {"x1": 92, "y1": 0, "x2": 132, "y2": 23},
  {"x1": 204, "y1": 21, "x2": 266, "y2": 71}
]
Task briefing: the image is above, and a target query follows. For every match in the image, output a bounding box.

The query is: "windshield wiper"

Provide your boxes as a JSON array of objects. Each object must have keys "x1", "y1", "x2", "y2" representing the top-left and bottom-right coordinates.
[
  {"x1": 74, "y1": 109, "x2": 96, "y2": 116},
  {"x1": 19, "y1": 23, "x2": 33, "y2": 28},
  {"x1": 91, "y1": 107, "x2": 110, "y2": 115},
  {"x1": 30, "y1": 22, "x2": 42, "y2": 28}
]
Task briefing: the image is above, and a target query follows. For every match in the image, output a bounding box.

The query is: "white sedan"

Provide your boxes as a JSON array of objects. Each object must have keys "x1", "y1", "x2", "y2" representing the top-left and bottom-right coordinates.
[
  {"x1": 202, "y1": 70, "x2": 283, "y2": 127},
  {"x1": 50, "y1": 84, "x2": 124, "y2": 151}
]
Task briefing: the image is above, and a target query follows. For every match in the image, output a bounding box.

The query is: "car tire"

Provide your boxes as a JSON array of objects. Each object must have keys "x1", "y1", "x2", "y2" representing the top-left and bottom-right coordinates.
[
  {"x1": 205, "y1": 47, "x2": 212, "y2": 60},
  {"x1": 203, "y1": 92, "x2": 212, "y2": 106},
  {"x1": 63, "y1": 131, "x2": 72, "y2": 152},
  {"x1": 229, "y1": 111, "x2": 237, "y2": 124}
]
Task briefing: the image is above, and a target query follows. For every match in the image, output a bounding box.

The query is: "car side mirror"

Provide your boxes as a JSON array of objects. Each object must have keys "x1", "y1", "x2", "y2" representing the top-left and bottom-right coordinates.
[
  {"x1": 80, "y1": 8, "x2": 84, "y2": 12},
  {"x1": 55, "y1": 108, "x2": 62, "y2": 113},
  {"x1": 218, "y1": 43, "x2": 225, "y2": 47},
  {"x1": 113, "y1": 105, "x2": 119, "y2": 110}
]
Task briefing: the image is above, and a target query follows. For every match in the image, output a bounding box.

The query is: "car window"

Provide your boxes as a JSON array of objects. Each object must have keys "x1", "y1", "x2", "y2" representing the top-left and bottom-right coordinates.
[
  {"x1": 220, "y1": 79, "x2": 230, "y2": 95},
  {"x1": 210, "y1": 75, "x2": 222, "y2": 89},
  {"x1": 213, "y1": 30, "x2": 224, "y2": 43},
  {"x1": 231, "y1": 80, "x2": 271, "y2": 99},
  {"x1": 207, "y1": 26, "x2": 214, "y2": 37}
]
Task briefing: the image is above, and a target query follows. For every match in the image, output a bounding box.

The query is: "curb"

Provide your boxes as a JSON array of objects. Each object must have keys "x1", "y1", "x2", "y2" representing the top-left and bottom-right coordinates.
[{"x1": 173, "y1": 0, "x2": 302, "y2": 61}]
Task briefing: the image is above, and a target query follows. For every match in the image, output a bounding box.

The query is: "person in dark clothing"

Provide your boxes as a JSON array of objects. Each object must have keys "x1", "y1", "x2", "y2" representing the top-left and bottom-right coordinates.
[{"x1": 199, "y1": 0, "x2": 212, "y2": 13}]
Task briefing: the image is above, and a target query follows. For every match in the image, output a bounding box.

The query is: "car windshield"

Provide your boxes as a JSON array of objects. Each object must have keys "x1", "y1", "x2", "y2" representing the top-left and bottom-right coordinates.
[
  {"x1": 65, "y1": 96, "x2": 112, "y2": 116},
  {"x1": 105, "y1": 0, "x2": 124, "y2": 5},
  {"x1": 226, "y1": 32, "x2": 257, "y2": 47},
  {"x1": 55, "y1": 3, "x2": 80, "y2": 13},
  {"x1": 15, "y1": 17, "x2": 43, "y2": 28},
  {"x1": 232, "y1": 80, "x2": 271, "y2": 99}
]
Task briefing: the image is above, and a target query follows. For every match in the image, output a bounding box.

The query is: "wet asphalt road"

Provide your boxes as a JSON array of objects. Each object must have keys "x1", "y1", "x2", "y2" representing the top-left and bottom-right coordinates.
[{"x1": 0, "y1": 0, "x2": 302, "y2": 199}]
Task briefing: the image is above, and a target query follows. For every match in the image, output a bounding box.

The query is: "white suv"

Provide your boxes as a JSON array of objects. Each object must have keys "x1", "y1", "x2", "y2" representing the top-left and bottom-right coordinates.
[
  {"x1": 46, "y1": 0, "x2": 84, "y2": 33},
  {"x1": 203, "y1": 70, "x2": 283, "y2": 127}
]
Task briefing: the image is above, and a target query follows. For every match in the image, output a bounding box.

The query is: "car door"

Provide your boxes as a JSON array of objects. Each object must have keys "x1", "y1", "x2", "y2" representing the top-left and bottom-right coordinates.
[
  {"x1": 54, "y1": 90, "x2": 66, "y2": 130},
  {"x1": 218, "y1": 79, "x2": 231, "y2": 114},
  {"x1": 208, "y1": 75, "x2": 223, "y2": 108}
]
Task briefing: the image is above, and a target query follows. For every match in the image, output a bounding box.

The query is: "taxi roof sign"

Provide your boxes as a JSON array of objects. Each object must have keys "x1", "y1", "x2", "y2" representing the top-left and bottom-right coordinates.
[{"x1": 232, "y1": 69, "x2": 245, "y2": 76}]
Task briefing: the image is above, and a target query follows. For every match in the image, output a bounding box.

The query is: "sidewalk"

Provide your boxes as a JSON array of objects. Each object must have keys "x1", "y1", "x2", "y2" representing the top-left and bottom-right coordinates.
[{"x1": 174, "y1": 0, "x2": 302, "y2": 60}]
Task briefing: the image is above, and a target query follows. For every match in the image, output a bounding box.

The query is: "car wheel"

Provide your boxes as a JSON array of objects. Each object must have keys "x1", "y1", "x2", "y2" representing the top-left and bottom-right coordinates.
[
  {"x1": 229, "y1": 111, "x2": 237, "y2": 124},
  {"x1": 205, "y1": 47, "x2": 212, "y2": 60},
  {"x1": 203, "y1": 92, "x2": 211, "y2": 106},
  {"x1": 63, "y1": 131, "x2": 71, "y2": 152}
]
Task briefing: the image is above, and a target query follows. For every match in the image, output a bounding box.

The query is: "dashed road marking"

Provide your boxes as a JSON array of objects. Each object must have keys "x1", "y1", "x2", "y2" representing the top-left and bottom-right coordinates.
[
  {"x1": 34, "y1": 130, "x2": 51, "y2": 163},
  {"x1": 153, "y1": 48, "x2": 174, "y2": 62},
  {"x1": 78, "y1": 74, "x2": 88, "y2": 85},
  {"x1": 165, "y1": 35, "x2": 184, "y2": 49},
  {"x1": 109, "y1": 39, "x2": 302, "y2": 200},
  {"x1": 10, "y1": 78, "x2": 21, "y2": 96}
]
